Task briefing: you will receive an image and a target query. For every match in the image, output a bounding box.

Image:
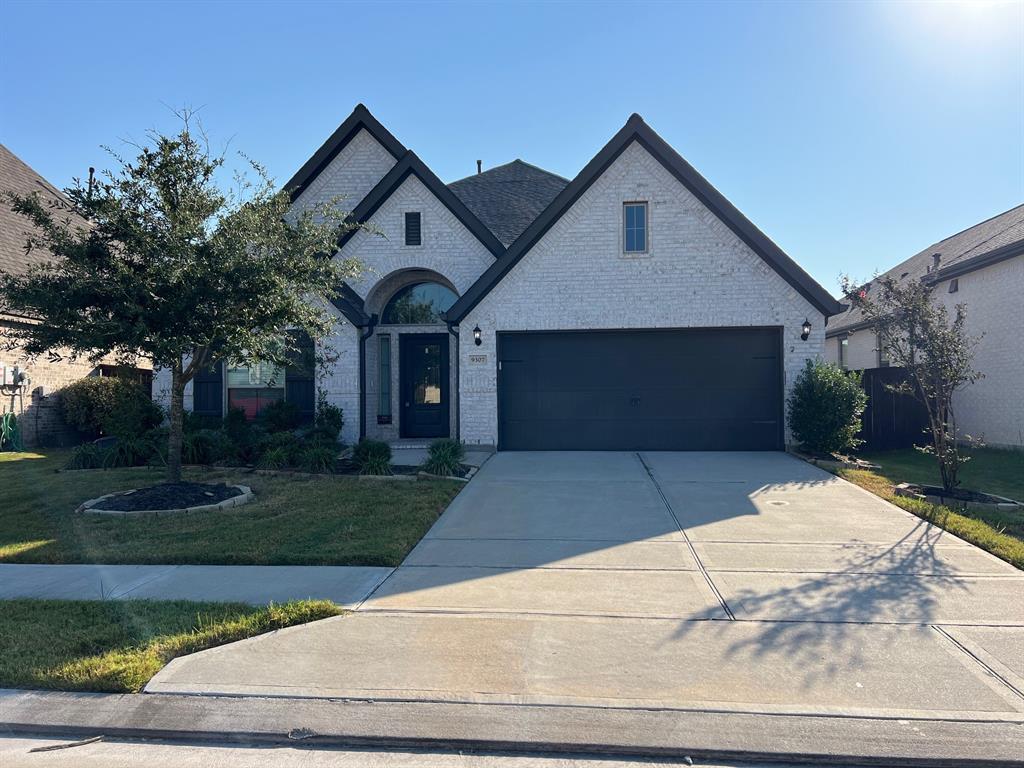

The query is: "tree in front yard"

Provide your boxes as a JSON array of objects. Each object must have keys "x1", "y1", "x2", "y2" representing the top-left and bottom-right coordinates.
[
  {"x1": 1, "y1": 113, "x2": 364, "y2": 481},
  {"x1": 787, "y1": 359, "x2": 868, "y2": 455},
  {"x1": 841, "y1": 275, "x2": 982, "y2": 492}
]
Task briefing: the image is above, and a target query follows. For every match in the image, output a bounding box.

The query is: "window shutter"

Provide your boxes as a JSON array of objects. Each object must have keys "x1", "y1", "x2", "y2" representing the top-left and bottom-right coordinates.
[
  {"x1": 192, "y1": 360, "x2": 223, "y2": 419},
  {"x1": 285, "y1": 330, "x2": 316, "y2": 424},
  {"x1": 405, "y1": 212, "x2": 422, "y2": 246}
]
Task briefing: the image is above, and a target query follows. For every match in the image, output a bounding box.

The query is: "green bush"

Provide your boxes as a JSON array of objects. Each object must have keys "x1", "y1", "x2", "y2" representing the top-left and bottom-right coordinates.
[
  {"x1": 65, "y1": 443, "x2": 107, "y2": 469},
  {"x1": 59, "y1": 377, "x2": 162, "y2": 438},
  {"x1": 0, "y1": 412, "x2": 23, "y2": 451},
  {"x1": 257, "y1": 400, "x2": 301, "y2": 433},
  {"x1": 787, "y1": 359, "x2": 868, "y2": 455},
  {"x1": 182, "y1": 429, "x2": 236, "y2": 465},
  {"x1": 296, "y1": 445, "x2": 337, "y2": 473},
  {"x1": 315, "y1": 400, "x2": 344, "y2": 440},
  {"x1": 353, "y1": 438, "x2": 391, "y2": 475},
  {"x1": 101, "y1": 435, "x2": 158, "y2": 468},
  {"x1": 422, "y1": 438, "x2": 464, "y2": 477},
  {"x1": 257, "y1": 446, "x2": 292, "y2": 470}
]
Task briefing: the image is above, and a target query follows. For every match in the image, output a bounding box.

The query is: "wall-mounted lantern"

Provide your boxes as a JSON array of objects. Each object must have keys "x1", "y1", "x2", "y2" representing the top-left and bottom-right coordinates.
[
  {"x1": 473, "y1": 325, "x2": 482, "y2": 346},
  {"x1": 800, "y1": 318, "x2": 812, "y2": 341}
]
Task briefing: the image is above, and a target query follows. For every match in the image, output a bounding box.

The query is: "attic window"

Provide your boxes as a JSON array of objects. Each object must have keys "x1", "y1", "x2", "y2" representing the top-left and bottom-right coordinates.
[
  {"x1": 405, "y1": 212, "x2": 422, "y2": 246},
  {"x1": 623, "y1": 202, "x2": 647, "y2": 253}
]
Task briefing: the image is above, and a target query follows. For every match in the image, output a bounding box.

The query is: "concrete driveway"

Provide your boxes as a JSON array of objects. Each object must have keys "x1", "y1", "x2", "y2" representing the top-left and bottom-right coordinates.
[{"x1": 148, "y1": 452, "x2": 1024, "y2": 721}]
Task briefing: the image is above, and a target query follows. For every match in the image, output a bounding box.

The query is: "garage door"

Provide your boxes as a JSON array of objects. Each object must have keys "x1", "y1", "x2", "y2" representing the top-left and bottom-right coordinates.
[{"x1": 497, "y1": 328, "x2": 783, "y2": 451}]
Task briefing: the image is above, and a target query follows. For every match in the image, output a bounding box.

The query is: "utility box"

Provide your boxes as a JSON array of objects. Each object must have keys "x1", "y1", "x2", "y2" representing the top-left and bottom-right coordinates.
[{"x1": 0, "y1": 364, "x2": 11, "y2": 387}]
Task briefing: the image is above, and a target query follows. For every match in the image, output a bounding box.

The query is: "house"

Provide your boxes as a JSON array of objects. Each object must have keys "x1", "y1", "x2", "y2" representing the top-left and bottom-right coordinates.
[
  {"x1": 156, "y1": 105, "x2": 841, "y2": 451},
  {"x1": 825, "y1": 204, "x2": 1024, "y2": 449},
  {"x1": 0, "y1": 143, "x2": 151, "y2": 448}
]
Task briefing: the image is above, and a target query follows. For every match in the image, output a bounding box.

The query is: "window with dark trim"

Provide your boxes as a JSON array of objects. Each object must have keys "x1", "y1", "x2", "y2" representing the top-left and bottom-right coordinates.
[
  {"x1": 405, "y1": 211, "x2": 422, "y2": 246},
  {"x1": 378, "y1": 335, "x2": 392, "y2": 423},
  {"x1": 623, "y1": 202, "x2": 647, "y2": 253},
  {"x1": 839, "y1": 337, "x2": 849, "y2": 370}
]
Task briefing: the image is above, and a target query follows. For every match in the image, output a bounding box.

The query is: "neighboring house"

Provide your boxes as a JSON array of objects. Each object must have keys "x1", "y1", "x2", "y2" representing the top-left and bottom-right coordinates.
[
  {"x1": 0, "y1": 143, "x2": 151, "y2": 448},
  {"x1": 155, "y1": 105, "x2": 841, "y2": 451},
  {"x1": 826, "y1": 204, "x2": 1024, "y2": 449}
]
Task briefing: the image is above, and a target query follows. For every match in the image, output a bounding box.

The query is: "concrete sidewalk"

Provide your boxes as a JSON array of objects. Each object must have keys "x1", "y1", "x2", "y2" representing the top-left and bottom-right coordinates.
[{"x1": 0, "y1": 564, "x2": 392, "y2": 606}]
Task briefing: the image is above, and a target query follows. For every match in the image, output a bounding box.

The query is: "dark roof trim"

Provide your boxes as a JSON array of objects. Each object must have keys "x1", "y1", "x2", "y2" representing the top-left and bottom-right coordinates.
[
  {"x1": 330, "y1": 282, "x2": 370, "y2": 327},
  {"x1": 284, "y1": 104, "x2": 407, "y2": 202},
  {"x1": 334, "y1": 150, "x2": 505, "y2": 259},
  {"x1": 825, "y1": 317, "x2": 875, "y2": 339},
  {"x1": 447, "y1": 115, "x2": 842, "y2": 323},
  {"x1": 927, "y1": 236, "x2": 1024, "y2": 283}
]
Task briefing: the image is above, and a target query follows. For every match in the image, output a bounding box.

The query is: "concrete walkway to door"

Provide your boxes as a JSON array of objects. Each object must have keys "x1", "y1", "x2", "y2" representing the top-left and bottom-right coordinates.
[{"x1": 148, "y1": 452, "x2": 1024, "y2": 722}]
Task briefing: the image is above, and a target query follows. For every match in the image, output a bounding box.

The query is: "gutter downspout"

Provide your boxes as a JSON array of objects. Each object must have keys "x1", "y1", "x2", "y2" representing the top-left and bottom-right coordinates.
[
  {"x1": 446, "y1": 319, "x2": 460, "y2": 443},
  {"x1": 358, "y1": 314, "x2": 379, "y2": 441}
]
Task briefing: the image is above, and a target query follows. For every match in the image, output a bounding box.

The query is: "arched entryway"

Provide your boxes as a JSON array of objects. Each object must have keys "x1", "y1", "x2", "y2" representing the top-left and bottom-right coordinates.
[{"x1": 364, "y1": 270, "x2": 459, "y2": 441}]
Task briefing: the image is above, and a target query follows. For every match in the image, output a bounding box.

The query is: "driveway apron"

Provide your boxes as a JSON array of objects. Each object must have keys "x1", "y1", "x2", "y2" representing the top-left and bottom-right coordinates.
[{"x1": 148, "y1": 451, "x2": 1024, "y2": 721}]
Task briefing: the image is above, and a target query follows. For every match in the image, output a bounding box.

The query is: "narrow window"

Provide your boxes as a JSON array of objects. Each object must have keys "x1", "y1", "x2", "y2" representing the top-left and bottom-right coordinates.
[
  {"x1": 378, "y1": 335, "x2": 391, "y2": 423},
  {"x1": 623, "y1": 202, "x2": 647, "y2": 253},
  {"x1": 405, "y1": 211, "x2": 422, "y2": 246},
  {"x1": 876, "y1": 331, "x2": 890, "y2": 368},
  {"x1": 948, "y1": 278, "x2": 959, "y2": 293},
  {"x1": 839, "y1": 338, "x2": 849, "y2": 370}
]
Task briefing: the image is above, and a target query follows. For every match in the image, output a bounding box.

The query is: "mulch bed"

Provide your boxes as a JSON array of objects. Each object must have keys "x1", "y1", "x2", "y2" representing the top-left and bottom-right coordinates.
[
  {"x1": 91, "y1": 482, "x2": 244, "y2": 512},
  {"x1": 333, "y1": 458, "x2": 420, "y2": 477},
  {"x1": 901, "y1": 483, "x2": 1015, "y2": 505}
]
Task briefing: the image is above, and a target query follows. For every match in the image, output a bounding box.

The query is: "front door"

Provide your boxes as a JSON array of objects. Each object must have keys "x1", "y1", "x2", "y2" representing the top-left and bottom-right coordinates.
[{"x1": 400, "y1": 334, "x2": 450, "y2": 438}]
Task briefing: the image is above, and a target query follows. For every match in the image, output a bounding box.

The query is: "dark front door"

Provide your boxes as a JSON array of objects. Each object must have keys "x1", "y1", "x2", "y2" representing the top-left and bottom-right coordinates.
[
  {"x1": 497, "y1": 328, "x2": 783, "y2": 451},
  {"x1": 400, "y1": 334, "x2": 450, "y2": 439}
]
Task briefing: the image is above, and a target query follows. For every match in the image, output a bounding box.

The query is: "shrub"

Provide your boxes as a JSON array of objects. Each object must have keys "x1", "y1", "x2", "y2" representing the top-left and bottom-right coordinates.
[
  {"x1": 296, "y1": 445, "x2": 337, "y2": 473},
  {"x1": 787, "y1": 359, "x2": 868, "y2": 455},
  {"x1": 258, "y1": 400, "x2": 301, "y2": 433},
  {"x1": 353, "y1": 438, "x2": 391, "y2": 475},
  {"x1": 257, "y1": 446, "x2": 292, "y2": 470},
  {"x1": 59, "y1": 377, "x2": 162, "y2": 438},
  {"x1": 101, "y1": 435, "x2": 158, "y2": 468},
  {"x1": 260, "y1": 430, "x2": 301, "y2": 460},
  {"x1": 315, "y1": 400, "x2": 344, "y2": 441},
  {"x1": 65, "y1": 443, "x2": 107, "y2": 469},
  {"x1": 422, "y1": 438, "x2": 464, "y2": 477},
  {"x1": 182, "y1": 429, "x2": 236, "y2": 465},
  {"x1": 0, "y1": 412, "x2": 22, "y2": 451}
]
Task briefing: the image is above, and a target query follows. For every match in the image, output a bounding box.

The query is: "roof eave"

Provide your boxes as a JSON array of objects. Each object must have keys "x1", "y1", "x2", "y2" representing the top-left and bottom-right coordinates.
[{"x1": 926, "y1": 237, "x2": 1024, "y2": 283}]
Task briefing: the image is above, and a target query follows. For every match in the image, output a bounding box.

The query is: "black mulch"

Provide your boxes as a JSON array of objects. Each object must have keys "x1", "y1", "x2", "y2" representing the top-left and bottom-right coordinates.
[{"x1": 92, "y1": 482, "x2": 243, "y2": 512}]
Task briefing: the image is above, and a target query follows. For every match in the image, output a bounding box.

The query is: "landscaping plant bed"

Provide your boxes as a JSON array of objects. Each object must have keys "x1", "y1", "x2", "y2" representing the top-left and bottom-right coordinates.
[
  {"x1": 894, "y1": 482, "x2": 1023, "y2": 513},
  {"x1": 78, "y1": 482, "x2": 252, "y2": 515}
]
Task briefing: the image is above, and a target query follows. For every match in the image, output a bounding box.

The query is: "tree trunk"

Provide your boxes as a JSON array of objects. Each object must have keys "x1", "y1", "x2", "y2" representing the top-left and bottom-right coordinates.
[{"x1": 167, "y1": 362, "x2": 185, "y2": 483}]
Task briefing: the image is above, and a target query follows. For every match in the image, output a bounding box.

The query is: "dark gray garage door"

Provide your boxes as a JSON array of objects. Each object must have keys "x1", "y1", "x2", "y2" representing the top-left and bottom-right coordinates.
[{"x1": 497, "y1": 328, "x2": 783, "y2": 451}]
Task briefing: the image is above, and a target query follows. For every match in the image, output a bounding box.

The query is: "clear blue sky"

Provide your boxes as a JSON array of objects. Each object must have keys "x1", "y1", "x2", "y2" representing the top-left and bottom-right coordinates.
[{"x1": 2, "y1": 0, "x2": 1021, "y2": 295}]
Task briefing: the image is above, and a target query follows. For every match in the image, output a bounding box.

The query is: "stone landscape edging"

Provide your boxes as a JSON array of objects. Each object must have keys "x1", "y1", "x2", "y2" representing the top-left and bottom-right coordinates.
[
  {"x1": 76, "y1": 485, "x2": 254, "y2": 516},
  {"x1": 894, "y1": 482, "x2": 1023, "y2": 513}
]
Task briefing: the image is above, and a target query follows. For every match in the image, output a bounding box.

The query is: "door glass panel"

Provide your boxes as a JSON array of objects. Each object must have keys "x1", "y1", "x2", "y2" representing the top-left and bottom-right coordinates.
[{"x1": 414, "y1": 344, "x2": 442, "y2": 405}]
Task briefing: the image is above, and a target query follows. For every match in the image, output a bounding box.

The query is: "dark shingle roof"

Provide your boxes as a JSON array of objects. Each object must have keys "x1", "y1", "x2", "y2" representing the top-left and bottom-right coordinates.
[
  {"x1": 448, "y1": 160, "x2": 569, "y2": 247},
  {"x1": 0, "y1": 143, "x2": 86, "y2": 278},
  {"x1": 829, "y1": 203, "x2": 1024, "y2": 334}
]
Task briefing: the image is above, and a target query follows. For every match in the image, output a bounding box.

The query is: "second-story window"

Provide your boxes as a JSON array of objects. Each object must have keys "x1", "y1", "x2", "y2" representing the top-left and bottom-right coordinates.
[
  {"x1": 405, "y1": 211, "x2": 422, "y2": 246},
  {"x1": 623, "y1": 202, "x2": 647, "y2": 253}
]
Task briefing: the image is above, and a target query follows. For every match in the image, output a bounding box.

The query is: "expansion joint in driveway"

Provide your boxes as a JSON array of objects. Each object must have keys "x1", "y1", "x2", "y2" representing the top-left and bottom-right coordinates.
[
  {"x1": 931, "y1": 625, "x2": 1024, "y2": 703},
  {"x1": 635, "y1": 452, "x2": 736, "y2": 621}
]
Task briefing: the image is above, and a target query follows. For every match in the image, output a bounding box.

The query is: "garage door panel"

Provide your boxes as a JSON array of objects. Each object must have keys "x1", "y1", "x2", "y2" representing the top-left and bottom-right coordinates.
[{"x1": 498, "y1": 329, "x2": 782, "y2": 451}]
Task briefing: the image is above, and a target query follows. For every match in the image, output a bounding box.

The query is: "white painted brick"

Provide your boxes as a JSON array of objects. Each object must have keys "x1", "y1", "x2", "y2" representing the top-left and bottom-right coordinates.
[{"x1": 458, "y1": 141, "x2": 825, "y2": 446}]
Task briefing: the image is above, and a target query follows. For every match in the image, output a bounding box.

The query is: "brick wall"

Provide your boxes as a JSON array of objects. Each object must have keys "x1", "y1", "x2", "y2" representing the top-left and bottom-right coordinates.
[
  {"x1": 459, "y1": 140, "x2": 825, "y2": 446},
  {"x1": 292, "y1": 128, "x2": 398, "y2": 214}
]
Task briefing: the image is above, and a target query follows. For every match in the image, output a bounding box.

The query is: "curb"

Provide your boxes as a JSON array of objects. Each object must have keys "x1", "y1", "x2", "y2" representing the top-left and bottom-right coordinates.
[{"x1": 0, "y1": 691, "x2": 1022, "y2": 766}]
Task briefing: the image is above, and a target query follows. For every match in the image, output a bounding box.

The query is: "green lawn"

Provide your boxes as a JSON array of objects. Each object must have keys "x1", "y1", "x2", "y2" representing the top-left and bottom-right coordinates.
[
  {"x1": 858, "y1": 447, "x2": 1024, "y2": 502},
  {"x1": 0, "y1": 451, "x2": 462, "y2": 566},
  {"x1": 0, "y1": 599, "x2": 342, "y2": 692},
  {"x1": 838, "y1": 447, "x2": 1024, "y2": 570}
]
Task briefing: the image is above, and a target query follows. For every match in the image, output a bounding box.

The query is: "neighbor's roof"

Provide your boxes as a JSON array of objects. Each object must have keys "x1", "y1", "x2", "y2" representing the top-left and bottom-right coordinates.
[
  {"x1": 828, "y1": 203, "x2": 1024, "y2": 335},
  {"x1": 448, "y1": 160, "x2": 569, "y2": 247},
  {"x1": 0, "y1": 143, "x2": 87, "y2": 278}
]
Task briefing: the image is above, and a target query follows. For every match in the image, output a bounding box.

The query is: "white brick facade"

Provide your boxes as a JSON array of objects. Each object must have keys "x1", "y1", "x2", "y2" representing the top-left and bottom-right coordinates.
[
  {"x1": 292, "y1": 129, "x2": 397, "y2": 214},
  {"x1": 459, "y1": 141, "x2": 825, "y2": 446}
]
